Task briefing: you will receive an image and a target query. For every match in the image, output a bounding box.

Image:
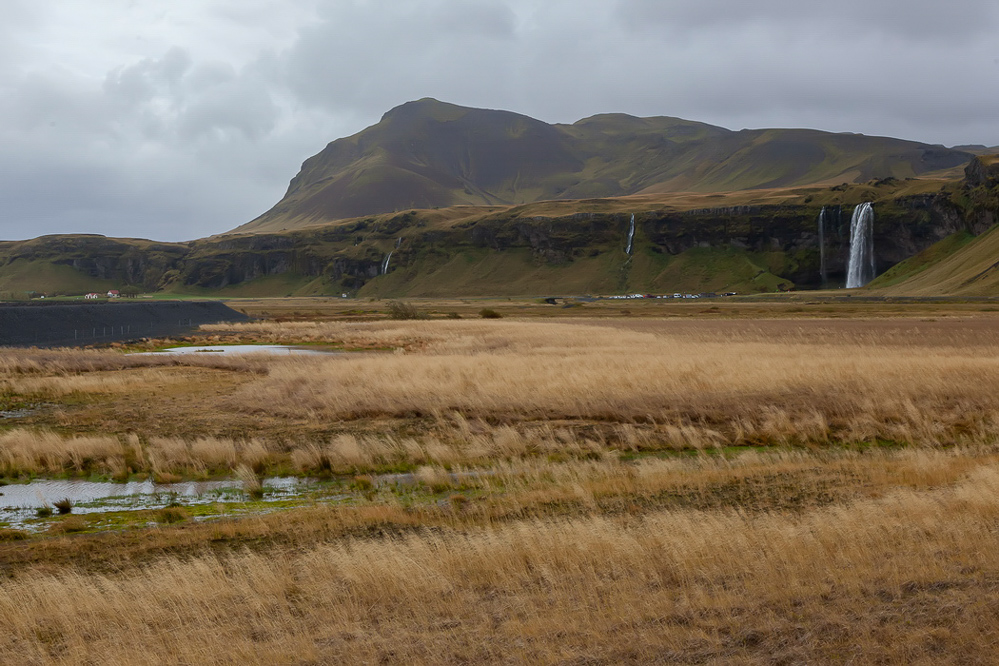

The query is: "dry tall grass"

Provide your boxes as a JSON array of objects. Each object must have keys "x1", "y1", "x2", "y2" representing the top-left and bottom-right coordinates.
[
  {"x1": 223, "y1": 319, "x2": 999, "y2": 450},
  {"x1": 4, "y1": 315, "x2": 999, "y2": 663},
  {"x1": 2, "y1": 458, "x2": 999, "y2": 663},
  {"x1": 0, "y1": 430, "x2": 123, "y2": 476},
  {"x1": 6, "y1": 318, "x2": 999, "y2": 474},
  {"x1": 0, "y1": 347, "x2": 270, "y2": 375},
  {"x1": 0, "y1": 429, "x2": 272, "y2": 478}
]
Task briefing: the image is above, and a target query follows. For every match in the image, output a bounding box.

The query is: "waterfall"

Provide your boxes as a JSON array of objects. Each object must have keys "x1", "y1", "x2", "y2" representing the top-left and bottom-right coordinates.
[
  {"x1": 846, "y1": 202, "x2": 875, "y2": 288},
  {"x1": 818, "y1": 207, "x2": 827, "y2": 287},
  {"x1": 625, "y1": 213, "x2": 635, "y2": 255},
  {"x1": 396, "y1": 237, "x2": 402, "y2": 248},
  {"x1": 381, "y1": 251, "x2": 393, "y2": 275}
]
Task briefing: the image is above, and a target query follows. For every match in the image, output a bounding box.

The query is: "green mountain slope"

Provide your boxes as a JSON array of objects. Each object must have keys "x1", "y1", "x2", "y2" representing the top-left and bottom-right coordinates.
[
  {"x1": 234, "y1": 98, "x2": 973, "y2": 234},
  {"x1": 872, "y1": 225, "x2": 999, "y2": 297},
  {"x1": 869, "y1": 155, "x2": 999, "y2": 296},
  {"x1": 3, "y1": 150, "x2": 995, "y2": 302},
  {"x1": 5, "y1": 168, "x2": 988, "y2": 299}
]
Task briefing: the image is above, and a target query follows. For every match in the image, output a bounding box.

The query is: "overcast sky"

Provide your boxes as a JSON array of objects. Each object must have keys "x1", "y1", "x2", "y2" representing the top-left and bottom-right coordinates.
[{"x1": 1, "y1": 0, "x2": 997, "y2": 242}]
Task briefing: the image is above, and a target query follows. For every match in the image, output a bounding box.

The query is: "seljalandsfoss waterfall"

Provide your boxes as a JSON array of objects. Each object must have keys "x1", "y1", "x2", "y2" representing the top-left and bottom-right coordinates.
[
  {"x1": 818, "y1": 206, "x2": 828, "y2": 286},
  {"x1": 625, "y1": 213, "x2": 635, "y2": 255},
  {"x1": 846, "y1": 202, "x2": 875, "y2": 288}
]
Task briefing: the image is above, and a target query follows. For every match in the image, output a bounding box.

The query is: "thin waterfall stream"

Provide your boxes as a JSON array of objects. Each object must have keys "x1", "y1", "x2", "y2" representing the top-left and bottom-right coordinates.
[{"x1": 625, "y1": 213, "x2": 635, "y2": 255}]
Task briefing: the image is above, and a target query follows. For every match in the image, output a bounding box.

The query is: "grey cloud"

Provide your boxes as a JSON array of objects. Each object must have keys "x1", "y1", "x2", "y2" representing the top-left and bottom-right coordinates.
[
  {"x1": 436, "y1": 1, "x2": 517, "y2": 36},
  {"x1": 0, "y1": 1, "x2": 43, "y2": 48},
  {"x1": 98, "y1": 47, "x2": 280, "y2": 144},
  {"x1": 186, "y1": 62, "x2": 238, "y2": 92},
  {"x1": 1, "y1": 0, "x2": 998, "y2": 244},
  {"x1": 6, "y1": 71, "x2": 109, "y2": 136},
  {"x1": 274, "y1": 0, "x2": 999, "y2": 146},
  {"x1": 103, "y1": 47, "x2": 192, "y2": 104},
  {"x1": 0, "y1": 128, "x2": 303, "y2": 241},
  {"x1": 0, "y1": 39, "x2": 299, "y2": 239},
  {"x1": 279, "y1": 0, "x2": 519, "y2": 115},
  {"x1": 615, "y1": 0, "x2": 999, "y2": 40},
  {"x1": 177, "y1": 78, "x2": 279, "y2": 141}
]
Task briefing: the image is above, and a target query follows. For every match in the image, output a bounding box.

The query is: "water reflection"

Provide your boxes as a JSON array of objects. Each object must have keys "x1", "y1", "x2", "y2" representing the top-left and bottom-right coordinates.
[
  {"x1": 0, "y1": 477, "x2": 315, "y2": 530},
  {"x1": 143, "y1": 345, "x2": 335, "y2": 356}
]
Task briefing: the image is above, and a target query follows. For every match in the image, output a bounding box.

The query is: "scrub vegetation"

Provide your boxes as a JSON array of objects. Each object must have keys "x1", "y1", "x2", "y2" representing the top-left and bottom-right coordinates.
[{"x1": 2, "y1": 301, "x2": 999, "y2": 663}]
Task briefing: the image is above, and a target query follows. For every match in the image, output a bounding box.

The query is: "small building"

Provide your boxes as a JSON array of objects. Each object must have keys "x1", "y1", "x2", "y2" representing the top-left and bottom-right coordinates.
[
  {"x1": 84, "y1": 293, "x2": 102, "y2": 300},
  {"x1": 107, "y1": 290, "x2": 120, "y2": 298}
]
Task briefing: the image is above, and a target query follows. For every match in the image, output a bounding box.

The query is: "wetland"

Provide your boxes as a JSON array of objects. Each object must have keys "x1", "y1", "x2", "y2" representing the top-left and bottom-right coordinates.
[{"x1": 3, "y1": 296, "x2": 999, "y2": 664}]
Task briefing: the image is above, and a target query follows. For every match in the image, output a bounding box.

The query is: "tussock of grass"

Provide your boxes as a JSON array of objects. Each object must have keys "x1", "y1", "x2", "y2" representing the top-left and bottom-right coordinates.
[
  {"x1": 155, "y1": 506, "x2": 188, "y2": 524},
  {"x1": 46, "y1": 515, "x2": 88, "y2": 535},
  {"x1": 235, "y1": 463, "x2": 264, "y2": 499}
]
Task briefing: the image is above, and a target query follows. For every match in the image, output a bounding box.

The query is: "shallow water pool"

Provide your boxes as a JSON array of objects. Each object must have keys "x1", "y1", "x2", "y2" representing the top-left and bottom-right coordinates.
[
  {"x1": 0, "y1": 476, "x2": 320, "y2": 530},
  {"x1": 141, "y1": 344, "x2": 336, "y2": 356}
]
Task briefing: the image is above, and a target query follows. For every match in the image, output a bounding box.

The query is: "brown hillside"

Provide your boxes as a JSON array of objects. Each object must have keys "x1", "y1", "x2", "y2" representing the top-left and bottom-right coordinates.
[{"x1": 232, "y1": 99, "x2": 972, "y2": 234}]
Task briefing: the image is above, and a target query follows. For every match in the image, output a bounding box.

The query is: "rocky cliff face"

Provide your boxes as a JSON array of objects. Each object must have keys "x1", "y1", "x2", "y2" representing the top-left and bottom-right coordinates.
[
  {"x1": 959, "y1": 156, "x2": 999, "y2": 233},
  {"x1": 0, "y1": 235, "x2": 189, "y2": 290},
  {"x1": 964, "y1": 155, "x2": 999, "y2": 188},
  {"x1": 459, "y1": 194, "x2": 972, "y2": 289},
  {"x1": 3, "y1": 164, "x2": 998, "y2": 296}
]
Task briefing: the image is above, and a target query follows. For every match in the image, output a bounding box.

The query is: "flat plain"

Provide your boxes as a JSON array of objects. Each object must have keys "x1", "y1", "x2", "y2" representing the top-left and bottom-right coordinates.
[{"x1": 2, "y1": 297, "x2": 999, "y2": 664}]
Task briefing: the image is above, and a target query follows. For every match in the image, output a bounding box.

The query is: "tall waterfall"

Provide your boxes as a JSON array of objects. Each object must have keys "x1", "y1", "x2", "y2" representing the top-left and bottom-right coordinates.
[
  {"x1": 396, "y1": 237, "x2": 403, "y2": 248},
  {"x1": 625, "y1": 213, "x2": 635, "y2": 255},
  {"x1": 818, "y1": 207, "x2": 827, "y2": 286},
  {"x1": 846, "y1": 202, "x2": 875, "y2": 288},
  {"x1": 381, "y1": 251, "x2": 393, "y2": 275}
]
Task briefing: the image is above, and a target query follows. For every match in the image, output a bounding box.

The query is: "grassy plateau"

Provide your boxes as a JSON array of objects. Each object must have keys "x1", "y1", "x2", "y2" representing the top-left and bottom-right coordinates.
[{"x1": 2, "y1": 298, "x2": 999, "y2": 664}]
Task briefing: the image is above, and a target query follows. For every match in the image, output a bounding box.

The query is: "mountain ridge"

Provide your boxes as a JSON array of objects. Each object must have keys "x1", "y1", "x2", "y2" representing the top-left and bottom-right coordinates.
[{"x1": 234, "y1": 98, "x2": 973, "y2": 234}]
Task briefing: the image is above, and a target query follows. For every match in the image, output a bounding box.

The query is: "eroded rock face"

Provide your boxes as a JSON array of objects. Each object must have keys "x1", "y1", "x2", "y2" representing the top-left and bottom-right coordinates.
[
  {"x1": 960, "y1": 156, "x2": 999, "y2": 235},
  {"x1": 964, "y1": 155, "x2": 999, "y2": 188},
  {"x1": 3, "y1": 169, "x2": 998, "y2": 295}
]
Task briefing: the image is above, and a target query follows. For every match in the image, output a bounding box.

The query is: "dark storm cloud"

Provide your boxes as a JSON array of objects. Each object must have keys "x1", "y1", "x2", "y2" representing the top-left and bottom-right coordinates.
[{"x1": 0, "y1": 1, "x2": 997, "y2": 242}]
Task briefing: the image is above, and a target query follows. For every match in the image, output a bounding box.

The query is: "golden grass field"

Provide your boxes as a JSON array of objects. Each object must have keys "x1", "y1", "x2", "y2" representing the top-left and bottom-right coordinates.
[{"x1": 3, "y1": 300, "x2": 999, "y2": 663}]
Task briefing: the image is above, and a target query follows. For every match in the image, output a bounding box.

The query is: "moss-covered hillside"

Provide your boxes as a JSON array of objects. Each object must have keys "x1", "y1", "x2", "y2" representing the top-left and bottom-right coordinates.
[
  {"x1": 233, "y1": 98, "x2": 973, "y2": 234},
  {"x1": 2, "y1": 164, "x2": 996, "y2": 299}
]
